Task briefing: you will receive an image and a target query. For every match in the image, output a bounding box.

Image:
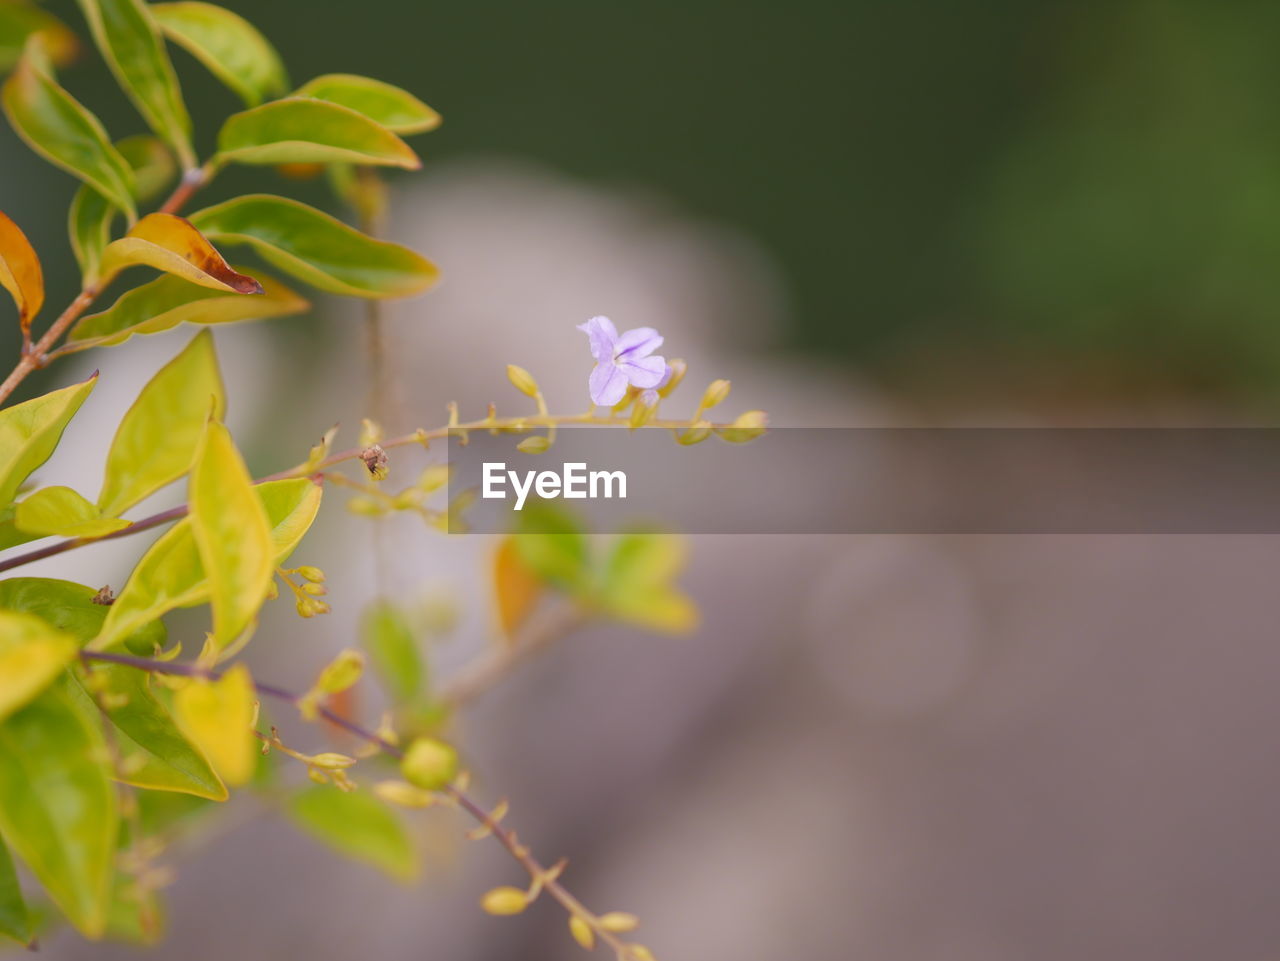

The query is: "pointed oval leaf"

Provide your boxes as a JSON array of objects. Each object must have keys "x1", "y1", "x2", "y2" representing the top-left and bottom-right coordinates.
[
  {"x1": 0, "y1": 1, "x2": 78, "y2": 72},
  {"x1": 216, "y1": 97, "x2": 420, "y2": 169},
  {"x1": 68, "y1": 270, "x2": 306, "y2": 352},
  {"x1": 68, "y1": 135, "x2": 176, "y2": 284},
  {"x1": 0, "y1": 373, "x2": 96, "y2": 507},
  {"x1": 152, "y1": 2, "x2": 286, "y2": 107},
  {"x1": 0, "y1": 682, "x2": 118, "y2": 937},
  {"x1": 188, "y1": 421, "x2": 273, "y2": 647},
  {"x1": 493, "y1": 535, "x2": 543, "y2": 644},
  {"x1": 190, "y1": 194, "x2": 438, "y2": 298},
  {"x1": 0, "y1": 577, "x2": 165, "y2": 654},
  {"x1": 0, "y1": 610, "x2": 77, "y2": 722},
  {"x1": 1, "y1": 37, "x2": 135, "y2": 216},
  {"x1": 100, "y1": 212, "x2": 264, "y2": 294},
  {"x1": 72, "y1": 664, "x2": 226, "y2": 800},
  {"x1": 172, "y1": 663, "x2": 253, "y2": 786},
  {"x1": 0, "y1": 835, "x2": 31, "y2": 946},
  {"x1": 14, "y1": 485, "x2": 131, "y2": 537},
  {"x1": 90, "y1": 477, "x2": 322, "y2": 650},
  {"x1": 287, "y1": 786, "x2": 417, "y2": 881},
  {"x1": 75, "y1": 0, "x2": 193, "y2": 167},
  {"x1": 361, "y1": 600, "x2": 423, "y2": 705},
  {"x1": 0, "y1": 210, "x2": 42, "y2": 337},
  {"x1": 293, "y1": 74, "x2": 439, "y2": 134},
  {"x1": 97, "y1": 330, "x2": 224, "y2": 517},
  {"x1": 602, "y1": 531, "x2": 697, "y2": 633}
]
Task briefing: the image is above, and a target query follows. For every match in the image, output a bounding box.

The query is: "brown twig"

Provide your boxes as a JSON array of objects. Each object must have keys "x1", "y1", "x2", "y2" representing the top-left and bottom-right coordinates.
[{"x1": 79, "y1": 649, "x2": 652, "y2": 960}]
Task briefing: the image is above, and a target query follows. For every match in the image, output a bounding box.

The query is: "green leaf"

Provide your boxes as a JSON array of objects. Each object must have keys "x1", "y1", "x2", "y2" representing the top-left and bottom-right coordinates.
[
  {"x1": 152, "y1": 1, "x2": 286, "y2": 107},
  {"x1": 287, "y1": 786, "x2": 417, "y2": 882},
  {"x1": 294, "y1": 74, "x2": 439, "y2": 134},
  {"x1": 69, "y1": 136, "x2": 177, "y2": 284},
  {"x1": 0, "y1": 683, "x2": 118, "y2": 938},
  {"x1": 0, "y1": 0, "x2": 78, "y2": 73},
  {"x1": 190, "y1": 194, "x2": 438, "y2": 299},
  {"x1": 361, "y1": 600, "x2": 423, "y2": 705},
  {"x1": 76, "y1": 0, "x2": 194, "y2": 168},
  {"x1": 215, "y1": 97, "x2": 420, "y2": 169},
  {"x1": 512, "y1": 503, "x2": 591, "y2": 594},
  {"x1": 0, "y1": 609, "x2": 77, "y2": 723},
  {"x1": 1, "y1": 36, "x2": 135, "y2": 217},
  {"x1": 0, "y1": 577, "x2": 166, "y2": 655},
  {"x1": 97, "y1": 329, "x2": 224, "y2": 518},
  {"x1": 67, "y1": 269, "x2": 307, "y2": 351},
  {"x1": 0, "y1": 373, "x2": 96, "y2": 507},
  {"x1": 601, "y1": 531, "x2": 697, "y2": 633},
  {"x1": 99, "y1": 212, "x2": 263, "y2": 294},
  {"x1": 188, "y1": 421, "x2": 273, "y2": 647},
  {"x1": 69, "y1": 664, "x2": 226, "y2": 800},
  {"x1": 0, "y1": 835, "x2": 31, "y2": 946},
  {"x1": 90, "y1": 477, "x2": 321, "y2": 650},
  {"x1": 14, "y1": 485, "x2": 131, "y2": 537}
]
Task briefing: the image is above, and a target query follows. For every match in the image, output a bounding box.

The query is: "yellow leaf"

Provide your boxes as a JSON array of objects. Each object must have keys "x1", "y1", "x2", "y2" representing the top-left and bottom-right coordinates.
[
  {"x1": 14, "y1": 485, "x2": 131, "y2": 538},
  {"x1": 493, "y1": 536, "x2": 543, "y2": 646},
  {"x1": 99, "y1": 213, "x2": 264, "y2": 294},
  {"x1": 172, "y1": 663, "x2": 254, "y2": 786},
  {"x1": 0, "y1": 611, "x2": 77, "y2": 722},
  {"x1": 0, "y1": 210, "x2": 43, "y2": 337},
  {"x1": 188, "y1": 421, "x2": 273, "y2": 648}
]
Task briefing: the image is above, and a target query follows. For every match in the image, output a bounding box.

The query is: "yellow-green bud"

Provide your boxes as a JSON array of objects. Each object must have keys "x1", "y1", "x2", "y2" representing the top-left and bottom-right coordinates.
[
  {"x1": 301, "y1": 581, "x2": 327, "y2": 596},
  {"x1": 297, "y1": 566, "x2": 325, "y2": 583},
  {"x1": 481, "y1": 886, "x2": 528, "y2": 916},
  {"x1": 314, "y1": 649, "x2": 364, "y2": 694},
  {"x1": 401, "y1": 737, "x2": 459, "y2": 791},
  {"x1": 373, "y1": 779, "x2": 436, "y2": 808},
  {"x1": 358, "y1": 417, "x2": 383, "y2": 447},
  {"x1": 347, "y1": 496, "x2": 386, "y2": 516},
  {"x1": 517, "y1": 435, "x2": 551, "y2": 454},
  {"x1": 569, "y1": 916, "x2": 595, "y2": 949},
  {"x1": 658, "y1": 358, "x2": 687, "y2": 398},
  {"x1": 699, "y1": 379, "x2": 731, "y2": 411},
  {"x1": 506, "y1": 364, "x2": 540, "y2": 398},
  {"x1": 677, "y1": 424, "x2": 712, "y2": 446}
]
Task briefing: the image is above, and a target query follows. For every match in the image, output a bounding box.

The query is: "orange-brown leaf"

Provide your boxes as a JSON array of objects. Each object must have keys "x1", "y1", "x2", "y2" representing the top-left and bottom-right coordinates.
[
  {"x1": 493, "y1": 535, "x2": 543, "y2": 646},
  {"x1": 0, "y1": 210, "x2": 44, "y2": 335},
  {"x1": 99, "y1": 212, "x2": 263, "y2": 294}
]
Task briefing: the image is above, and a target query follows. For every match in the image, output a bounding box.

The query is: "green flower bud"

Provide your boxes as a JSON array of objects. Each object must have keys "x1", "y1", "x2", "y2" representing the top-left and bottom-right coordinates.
[
  {"x1": 506, "y1": 364, "x2": 540, "y2": 398},
  {"x1": 401, "y1": 736, "x2": 459, "y2": 791}
]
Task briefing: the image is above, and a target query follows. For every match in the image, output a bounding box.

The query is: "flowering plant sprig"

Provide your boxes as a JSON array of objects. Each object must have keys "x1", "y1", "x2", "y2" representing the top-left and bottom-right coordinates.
[{"x1": 0, "y1": 1, "x2": 766, "y2": 957}]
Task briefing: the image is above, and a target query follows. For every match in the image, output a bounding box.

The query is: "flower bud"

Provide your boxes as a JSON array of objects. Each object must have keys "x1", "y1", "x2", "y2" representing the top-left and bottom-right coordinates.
[
  {"x1": 481, "y1": 886, "x2": 528, "y2": 916},
  {"x1": 416, "y1": 465, "x2": 450, "y2": 493},
  {"x1": 358, "y1": 417, "x2": 383, "y2": 447},
  {"x1": 599, "y1": 912, "x2": 640, "y2": 933},
  {"x1": 374, "y1": 779, "x2": 436, "y2": 808},
  {"x1": 677, "y1": 424, "x2": 712, "y2": 446},
  {"x1": 315, "y1": 649, "x2": 364, "y2": 694},
  {"x1": 715, "y1": 409, "x2": 769, "y2": 443},
  {"x1": 506, "y1": 364, "x2": 540, "y2": 398},
  {"x1": 658, "y1": 358, "x2": 687, "y2": 398},
  {"x1": 309, "y1": 752, "x2": 357, "y2": 770},
  {"x1": 630, "y1": 391, "x2": 658, "y2": 428},
  {"x1": 347, "y1": 496, "x2": 386, "y2": 516},
  {"x1": 699, "y1": 379, "x2": 731, "y2": 411},
  {"x1": 517, "y1": 435, "x2": 551, "y2": 454},
  {"x1": 569, "y1": 916, "x2": 595, "y2": 949},
  {"x1": 401, "y1": 736, "x2": 459, "y2": 791},
  {"x1": 301, "y1": 581, "x2": 327, "y2": 596}
]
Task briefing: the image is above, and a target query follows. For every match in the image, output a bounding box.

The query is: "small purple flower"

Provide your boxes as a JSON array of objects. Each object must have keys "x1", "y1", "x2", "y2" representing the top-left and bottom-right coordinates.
[{"x1": 577, "y1": 315, "x2": 668, "y2": 406}]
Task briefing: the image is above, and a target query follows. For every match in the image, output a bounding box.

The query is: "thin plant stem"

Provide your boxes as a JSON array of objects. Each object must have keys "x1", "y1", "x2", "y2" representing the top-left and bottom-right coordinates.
[
  {"x1": 79, "y1": 649, "x2": 650, "y2": 961},
  {"x1": 0, "y1": 410, "x2": 735, "y2": 575}
]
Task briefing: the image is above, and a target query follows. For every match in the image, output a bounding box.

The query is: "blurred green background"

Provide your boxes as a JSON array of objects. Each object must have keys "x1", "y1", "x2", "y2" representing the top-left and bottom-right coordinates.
[{"x1": 7, "y1": 0, "x2": 1280, "y2": 407}]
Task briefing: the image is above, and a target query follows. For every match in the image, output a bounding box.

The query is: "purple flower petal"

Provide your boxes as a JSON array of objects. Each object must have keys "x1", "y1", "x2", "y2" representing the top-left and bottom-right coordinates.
[
  {"x1": 589, "y1": 361, "x2": 629, "y2": 406},
  {"x1": 615, "y1": 327, "x2": 664, "y2": 361},
  {"x1": 576, "y1": 316, "x2": 618, "y2": 363},
  {"x1": 618, "y1": 354, "x2": 667, "y2": 388}
]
